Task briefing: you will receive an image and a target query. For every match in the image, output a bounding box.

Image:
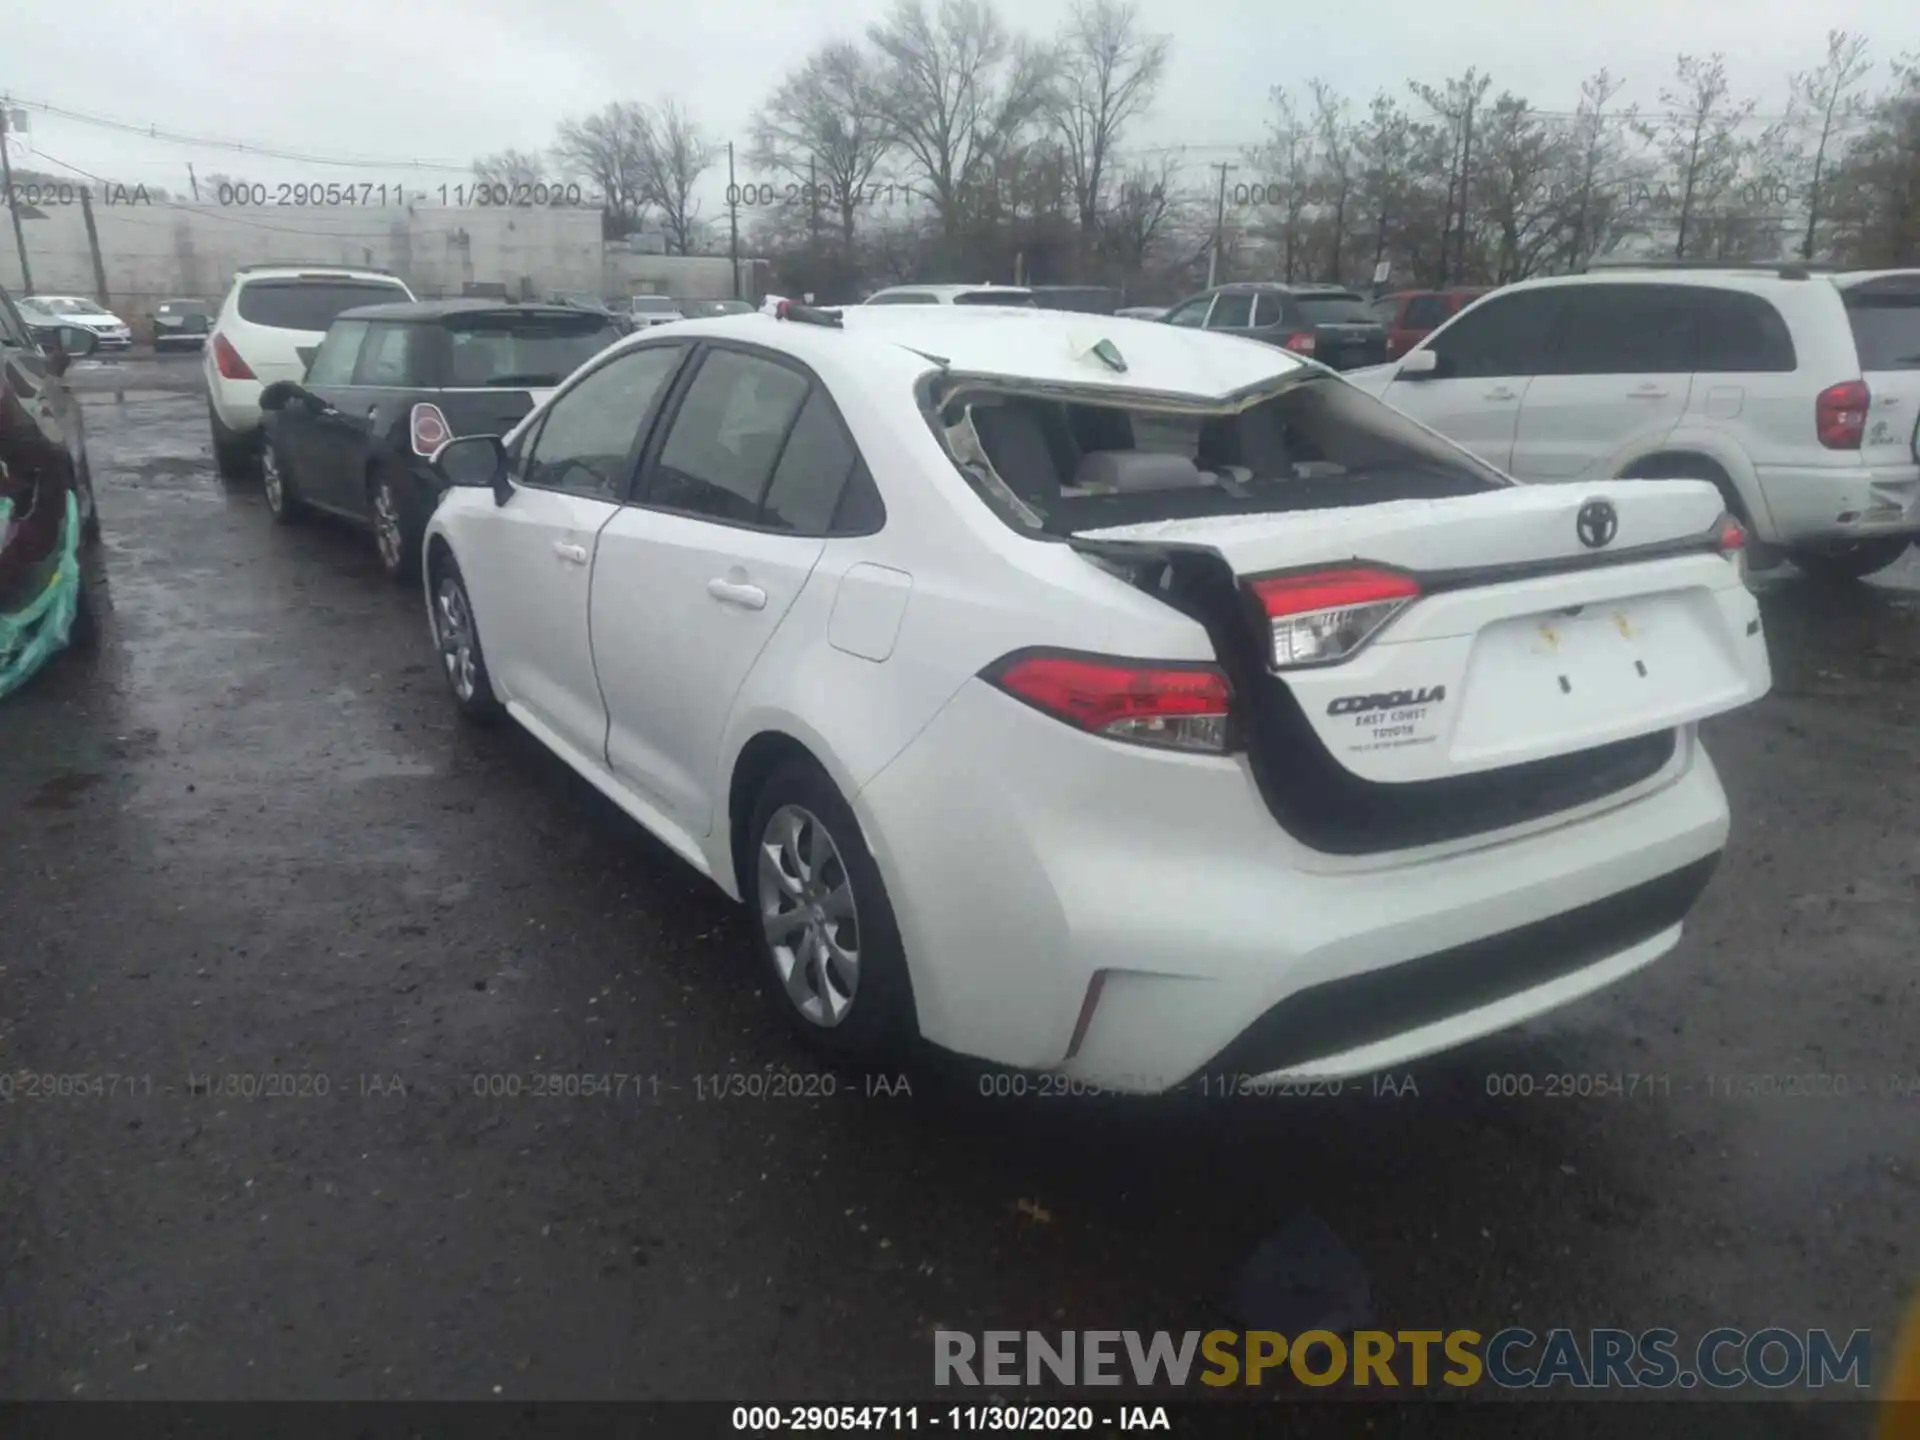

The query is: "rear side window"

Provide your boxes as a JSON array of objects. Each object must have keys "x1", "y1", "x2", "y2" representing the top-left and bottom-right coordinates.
[
  {"x1": 1539, "y1": 285, "x2": 1696, "y2": 375},
  {"x1": 1424, "y1": 289, "x2": 1557, "y2": 378},
  {"x1": 1207, "y1": 293, "x2": 1254, "y2": 328},
  {"x1": 1691, "y1": 290, "x2": 1797, "y2": 372},
  {"x1": 953, "y1": 291, "x2": 1035, "y2": 307},
  {"x1": 305, "y1": 321, "x2": 369, "y2": 386},
  {"x1": 1254, "y1": 293, "x2": 1286, "y2": 328},
  {"x1": 648, "y1": 349, "x2": 810, "y2": 524},
  {"x1": 869, "y1": 293, "x2": 937, "y2": 305},
  {"x1": 236, "y1": 279, "x2": 410, "y2": 331},
  {"x1": 761, "y1": 391, "x2": 862, "y2": 534},
  {"x1": 353, "y1": 323, "x2": 424, "y2": 387},
  {"x1": 1843, "y1": 282, "x2": 1920, "y2": 371}
]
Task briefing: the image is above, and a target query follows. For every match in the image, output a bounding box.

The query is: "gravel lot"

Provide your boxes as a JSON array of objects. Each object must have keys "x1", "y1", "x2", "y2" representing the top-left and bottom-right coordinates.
[{"x1": 1, "y1": 352, "x2": 1914, "y2": 1421}]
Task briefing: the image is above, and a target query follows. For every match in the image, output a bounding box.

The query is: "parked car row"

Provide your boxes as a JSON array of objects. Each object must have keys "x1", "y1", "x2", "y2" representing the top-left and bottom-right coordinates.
[
  {"x1": 216, "y1": 296, "x2": 1769, "y2": 1093},
  {"x1": 16, "y1": 294, "x2": 133, "y2": 350}
]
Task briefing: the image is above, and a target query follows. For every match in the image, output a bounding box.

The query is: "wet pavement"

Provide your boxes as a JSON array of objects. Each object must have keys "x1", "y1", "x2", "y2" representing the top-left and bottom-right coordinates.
[{"x1": 1, "y1": 354, "x2": 1915, "y2": 1413}]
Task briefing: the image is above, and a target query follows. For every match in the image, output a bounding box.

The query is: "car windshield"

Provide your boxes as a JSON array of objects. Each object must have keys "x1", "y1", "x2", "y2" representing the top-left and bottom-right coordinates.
[
  {"x1": 37, "y1": 298, "x2": 102, "y2": 316},
  {"x1": 237, "y1": 279, "x2": 411, "y2": 332},
  {"x1": 1844, "y1": 284, "x2": 1920, "y2": 370},
  {"x1": 942, "y1": 373, "x2": 1504, "y2": 537},
  {"x1": 444, "y1": 314, "x2": 622, "y2": 387},
  {"x1": 1293, "y1": 294, "x2": 1376, "y2": 324}
]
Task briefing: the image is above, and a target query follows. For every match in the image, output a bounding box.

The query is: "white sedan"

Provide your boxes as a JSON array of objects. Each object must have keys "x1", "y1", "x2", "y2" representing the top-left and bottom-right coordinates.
[{"x1": 419, "y1": 301, "x2": 1771, "y2": 1093}]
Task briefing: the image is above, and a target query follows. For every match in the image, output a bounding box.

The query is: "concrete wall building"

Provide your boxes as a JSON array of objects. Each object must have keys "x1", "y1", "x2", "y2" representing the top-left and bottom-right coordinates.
[{"x1": 0, "y1": 197, "x2": 761, "y2": 318}]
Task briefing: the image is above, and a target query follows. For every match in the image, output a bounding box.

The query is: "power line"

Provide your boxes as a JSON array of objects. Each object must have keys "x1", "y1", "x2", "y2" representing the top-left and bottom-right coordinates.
[{"x1": 9, "y1": 95, "x2": 475, "y2": 174}]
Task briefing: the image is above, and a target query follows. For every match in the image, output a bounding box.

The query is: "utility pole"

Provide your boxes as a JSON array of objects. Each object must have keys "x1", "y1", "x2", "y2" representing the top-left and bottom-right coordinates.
[
  {"x1": 79, "y1": 186, "x2": 108, "y2": 304},
  {"x1": 1452, "y1": 86, "x2": 1479, "y2": 286},
  {"x1": 1207, "y1": 162, "x2": 1234, "y2": 289},
  {"x1": 187, "y1": 163, "x2": 200, "y2": 202},
  {"x1": 807, "y1": 154, "x2": 820, "y2": 244},
  {"x1": 727, "y1": 141, "x2": 741, "y2": 299},
  {"x1": 0, "y1": 102, "x2": 33, "y2": 293}
]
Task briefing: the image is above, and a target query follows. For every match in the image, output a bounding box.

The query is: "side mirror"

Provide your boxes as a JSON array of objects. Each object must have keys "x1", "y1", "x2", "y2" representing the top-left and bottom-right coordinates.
[
  {"x1": 258, "y1": 380, "x2": 316, "y2": 413},
  {"x1": 432, "y1": 434, "x2": 512, "y2": 507},
  {"x1": 1396, "y1": 347, "x2": 1441, "y2": 380}
]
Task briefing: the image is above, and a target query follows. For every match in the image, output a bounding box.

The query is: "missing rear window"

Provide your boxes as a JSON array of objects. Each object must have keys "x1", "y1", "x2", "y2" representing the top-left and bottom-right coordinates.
[{"x1": 935, "y1": 375, "x2": 1507, "y2": 536}]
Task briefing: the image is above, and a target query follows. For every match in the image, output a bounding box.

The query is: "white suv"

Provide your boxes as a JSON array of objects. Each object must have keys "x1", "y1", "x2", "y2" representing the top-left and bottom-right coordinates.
[
  {"x1": 205, "y1": 265, "x2": 414, "y2": 477},
  {"x1": 1347, "y1": 264, "x2": 1920, "y2": 580}
]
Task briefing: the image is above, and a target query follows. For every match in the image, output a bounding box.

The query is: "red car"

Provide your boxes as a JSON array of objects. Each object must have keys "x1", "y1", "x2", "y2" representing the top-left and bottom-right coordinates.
[{"x1": 1370, "y1": 287, "x2": 1493, "y2": 360}]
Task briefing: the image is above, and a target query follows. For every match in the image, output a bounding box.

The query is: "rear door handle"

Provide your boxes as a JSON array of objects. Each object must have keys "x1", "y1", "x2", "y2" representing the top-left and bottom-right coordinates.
[
  {"x1": 707, "y1": 578, "x2": 768, "y2": 610},
  {"x1": 1628, "y1": 386, "x2": 1670, "y2": 399},
  {"x1": 1484, "y1": 387, "x2": 1518, "y2": 402},
  {"x1": 552, "y1": 541, "x2": 589, "y2": 566}
]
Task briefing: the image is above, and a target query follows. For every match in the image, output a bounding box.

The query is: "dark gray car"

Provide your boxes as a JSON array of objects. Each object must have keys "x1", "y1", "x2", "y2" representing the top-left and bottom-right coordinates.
[{"x1": 1159, "y1": 283, "x2": 1388, "y2": 370}]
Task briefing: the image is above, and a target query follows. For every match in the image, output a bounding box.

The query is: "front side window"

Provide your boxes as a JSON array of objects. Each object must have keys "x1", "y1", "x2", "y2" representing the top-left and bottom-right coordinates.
[
  {"x1": 523, "y1": 344, "x2": 686, "y2": 500},
  {"x1": 305, "y1": 321, "x2": 369, "y2": 386},
  {"x1": 1164, "y1": 297, "x2": 1212, "y2": 328},
  {"x1": 647, "y1": 349, "x2": 810, "y2": 524},
  {"x1": 1422, "y1": 289, "x2": 1559, "y2": 379}
]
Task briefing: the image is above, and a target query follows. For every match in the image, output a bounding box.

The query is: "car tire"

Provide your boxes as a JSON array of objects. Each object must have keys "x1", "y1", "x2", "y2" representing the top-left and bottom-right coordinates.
[
  {"x1": 746, "y1": 759, "x2": 917, "y2": 1063},
  {"x1": 1787, "y1": 537, "x2": 1911, "y2": 582},
  {"x1": 371, "y1": 468, "x2": 423, "y2": 585},
  {"x1": 427, "y1": 553, "x2": 503, "y2": 725},
  {"x1": 210, "y1": 402, "x2": 259, "y2": 481},
  {"x1": 78, "y1": 458, "x2": 102, "y2": 544},
  {"x1": 260, "y1": 439, "x2": 305, "y2": 525}
]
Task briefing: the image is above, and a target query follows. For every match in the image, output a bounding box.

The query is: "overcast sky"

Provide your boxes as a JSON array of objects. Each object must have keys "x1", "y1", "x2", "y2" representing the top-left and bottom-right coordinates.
[{"x1": 5, "y1": 0, "x2": 1913, "y2": 206}]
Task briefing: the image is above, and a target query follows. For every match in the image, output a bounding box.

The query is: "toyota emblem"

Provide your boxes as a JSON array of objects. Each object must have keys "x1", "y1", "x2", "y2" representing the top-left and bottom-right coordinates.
[{"x1": 1576, "y1": 499, "x2": 1619, "y2": 549}]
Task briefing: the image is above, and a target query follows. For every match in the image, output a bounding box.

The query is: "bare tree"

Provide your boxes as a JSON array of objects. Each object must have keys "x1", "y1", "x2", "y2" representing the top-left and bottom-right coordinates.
[
  {"x1": 1099, "y1": 153, "x2": 1184, "y2": 278},
  {"x1": 1647, "y1": 53, "x2": 1756, "y2": 259},
  {"x1": 1351, "y1": 95, "x2": 1421, "y2": 284},
  {"x1": 752, "y1": 42, "x2": 896, "y2": 248},
  {"x1": 1411, "y1": 68, "x2": 1493, "y2": 284},
  {"x1": 1047, "y1": 0, "x2": 1170, "y2": 242},
  {"x1": 472, "y1": 149, "x2": 547, "y2": 191},
  {"x1": 1308, "y1": 79, "x2": 1354, "y2": 281},
  {"x1": 1470, "y1": 95, "x2": 1567, "y2": 281},
  {"x1": 553, "y1": 103, "x2": 653, "y2": 236},
  {"x1": 638, "y1": 99, "x2": 718, "y2": 255},
  {"x1": 1560, "y1": 69, "x2": 1633, "y2": 268},
  {"x1": 1256, "y1": 86, "x2": 1316, "y2": 281},
  {"x1": 1821, "y1": 51, "x2": 1920, "y2": 266},
  {"x1": 867, "y1": 0, "x2": 1056, "y2": 244},
  {"x1": 1790, "y1": 31, "x2": 1873, "y2": 258}
]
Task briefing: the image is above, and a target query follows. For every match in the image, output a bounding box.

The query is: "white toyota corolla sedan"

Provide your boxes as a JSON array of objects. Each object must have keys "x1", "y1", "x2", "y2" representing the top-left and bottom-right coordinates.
[{"x1": 419, "y1": 299, "x2": 1771, "y2": 1093}]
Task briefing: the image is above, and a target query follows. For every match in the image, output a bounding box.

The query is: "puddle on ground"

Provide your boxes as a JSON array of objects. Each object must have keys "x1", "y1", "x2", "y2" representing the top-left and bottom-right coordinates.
[{"x1": 26, "y1": 770, "x2": 105, "y2": 811}]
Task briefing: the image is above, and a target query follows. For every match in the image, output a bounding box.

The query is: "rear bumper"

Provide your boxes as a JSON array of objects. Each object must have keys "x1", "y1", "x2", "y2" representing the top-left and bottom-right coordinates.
[
  {"x1": 1752, "y1": 462, "x2": 1920, "y2": 543},
  {"x1": 855, "y1": 679, "x2": 1730, "y2": 1092},
  {"x1": 208, "y1": 377, "x2": 264, "y2": 435}
]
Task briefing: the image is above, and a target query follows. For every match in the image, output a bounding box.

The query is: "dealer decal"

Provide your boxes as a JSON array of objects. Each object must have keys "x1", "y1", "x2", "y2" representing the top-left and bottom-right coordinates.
[{"x1": 1328, "y1": 685, "x2": 1447, "y2": 752}]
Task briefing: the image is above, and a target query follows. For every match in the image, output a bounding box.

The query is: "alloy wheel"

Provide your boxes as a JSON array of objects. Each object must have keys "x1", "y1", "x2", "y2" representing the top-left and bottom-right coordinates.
[
  {"x1": 756, "y1": 804, "x2": 862, "y2": 1027},
  {"x1": 261, "y1": 446, "x2": 285, "y2": 513},
  {"x1": 433, "y1": 574, "x2": 478, "y2": 702},
  {"x1": 374, "y1": 480, "x2": 404, "y2": 572}
]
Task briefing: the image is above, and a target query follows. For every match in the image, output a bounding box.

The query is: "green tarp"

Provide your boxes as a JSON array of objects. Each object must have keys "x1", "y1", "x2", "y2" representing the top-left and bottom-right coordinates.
[{"x1": 0, "y1": 491, "x2": 83, "y2": 700}]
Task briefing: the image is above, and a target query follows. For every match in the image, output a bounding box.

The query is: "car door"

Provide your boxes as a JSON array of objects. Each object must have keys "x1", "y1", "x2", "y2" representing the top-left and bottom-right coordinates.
[
  {"x1": 276, "y1": 318, "x2": 366, "y2": 495},
  {"x1": 1508, "y1": 284, "x2": 1696, "y2": 482},
  {"x1": 459, "y1": 342, "x2": 691, "y2": 760},
  {"x1": 589, "y1": 344, "x2": 834, "y2": 832},
  {"x1": 306, "y1": 320, "x2": 420, "y2": 520},
  {"x1": 1372, "y1": 287, "x2": 1562, "y2": 472}
]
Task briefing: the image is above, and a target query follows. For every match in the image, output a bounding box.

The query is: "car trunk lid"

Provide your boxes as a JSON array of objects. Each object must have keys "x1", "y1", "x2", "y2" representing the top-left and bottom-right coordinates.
[{"x1": 1072, "y1": 479, "x2": 1770, "y2": 788}]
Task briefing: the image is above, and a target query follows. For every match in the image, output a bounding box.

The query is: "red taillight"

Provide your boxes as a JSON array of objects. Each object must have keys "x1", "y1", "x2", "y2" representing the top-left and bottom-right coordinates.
[
  {"x1": 1716, "y1": 515, "x2": 1746, "y2": 552},
  {"x1": 1248, "y1": 566, "x2": 1420, "y2": 667},
  {"x1": 211, "y1": 333, "x2": 255, "y2": 381},
  {"x1": 1815, "y1": 380, "x2": 1869, "y2": 450},
  {"x1": 986, "y1": 652, "x2": 1234, "y2": 753},
  {"x1": 1283, "y1": 332, "x2": 1317, "y2": 355},
  {"x1": 410, "y1": 403, "x2": 452, "y2": 457}
]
